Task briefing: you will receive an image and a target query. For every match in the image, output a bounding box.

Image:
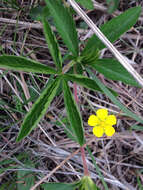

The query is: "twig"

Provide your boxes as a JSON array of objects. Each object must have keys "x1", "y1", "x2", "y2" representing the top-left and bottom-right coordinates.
[
  {"x1": 30, "y1": 136, "x2": 96, "y2": 190},
  {"x1": 30, "y1": 148, "x2": 80, "y2": 190},
  {"x1": 0, "y1": 17, "x2": 43, "y2": 29}
]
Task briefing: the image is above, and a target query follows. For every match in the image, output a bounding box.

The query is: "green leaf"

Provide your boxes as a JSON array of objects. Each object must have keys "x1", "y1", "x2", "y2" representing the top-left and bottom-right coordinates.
[
  {"x1": 137, "y1": 176, "x2": 143, "y2": 190},
  {"x1": 17, "y1": 154, "x2": 35, "y2": 190},
  {"x1": 30, "y1": 5, "x2": 50, "y2": 21},
  {"x1": 75, "y1": 63, "x2": 84, "y2": 75},
  {"x1": 0, "y1": 55, "x2": 57, "y2": 74},
  {"x1": 45, "y1": 0, "x2": 79, "y2": 56},
  {"x1": 62, "y1": 79, "x2": 85, "y2": 146},
  {"x1": 81, "y1": 176, "x2": 100, "y2": 190},
  {"x1": 16, "y1": 77, "x2": 61, "y2": 142},
  {"x1": 64, "y1": 73, "x2": 101, "y2": 91},
  {"x1": 87, "y1": 58, "x2": 140, "y2": 87},
  {"x1": 17, "y1": 170, "x2": 34, "y2": 190},
  {"x1": 17, "y1": 173, "x2": 34, "y2": 190},
  {"x1": 87, "y1": 69, "x2": 143, "y2": 124},
  {"x1": 83, "y1": 6, "x2": 141, "y2": 53},
  {"x1": 106, "y1": 0, "x2": 119, "y2": 13},
  {"x1": 131, "y1": 125, "x2": 143, "y2": 131},
  {"x1": 0, "y1": 181, "x2": 16, "y2": 190},
  {"x1": 42, "y1": 182, "x2": 79, "y2": 190},
  {"x1": 64, "y1": 74, "x2": 117, "y2": 96},
  {"x1": 42, "y1": 16, "x2": 62, "y2": 70},
  {"x1": 76, "y1": 0, "x2": 94, "y2": 10},
  {"x1": 81, "y1": 48, "x2": 99, "y2": 65}
]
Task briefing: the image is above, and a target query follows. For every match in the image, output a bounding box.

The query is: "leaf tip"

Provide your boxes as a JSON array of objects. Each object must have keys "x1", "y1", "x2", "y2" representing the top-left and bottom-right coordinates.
[{"x1": 16, "y1": 135, "x2": 21, "y2": 143}]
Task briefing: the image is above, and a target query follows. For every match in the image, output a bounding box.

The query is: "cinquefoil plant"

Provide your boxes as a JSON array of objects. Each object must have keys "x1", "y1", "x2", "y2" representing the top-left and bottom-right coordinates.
[{"x1": 0, "y1": 0, "x2": 143, "y2": 189}]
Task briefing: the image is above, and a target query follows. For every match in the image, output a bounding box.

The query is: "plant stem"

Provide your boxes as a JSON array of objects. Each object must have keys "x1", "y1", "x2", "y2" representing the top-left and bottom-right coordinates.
[
  {"x1": 80, "y1": 146, "x2": 89, "y2": 176},
  {"x1": 73, "y1": 83, "x2": 78, "y2": 103}
]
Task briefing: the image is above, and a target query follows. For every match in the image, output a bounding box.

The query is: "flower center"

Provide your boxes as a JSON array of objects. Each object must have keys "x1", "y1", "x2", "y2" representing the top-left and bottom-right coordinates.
[{"x1": 99, "y1": 121, "x2": 105, "y2": 128}]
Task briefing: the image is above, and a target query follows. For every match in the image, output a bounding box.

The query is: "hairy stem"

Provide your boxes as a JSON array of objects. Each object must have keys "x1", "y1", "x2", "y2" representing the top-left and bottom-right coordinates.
[
  {"x1": 73, "y1": 83, "x2": 78, "y2": 103},
  {"x1": 80, "y1": 146, "x2": 89, "y2": 176}
]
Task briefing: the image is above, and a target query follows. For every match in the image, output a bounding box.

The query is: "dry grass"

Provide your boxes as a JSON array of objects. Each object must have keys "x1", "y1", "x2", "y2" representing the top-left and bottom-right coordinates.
[{"x1": 0, "y1": 0, "x2": 143, "y2": 189}]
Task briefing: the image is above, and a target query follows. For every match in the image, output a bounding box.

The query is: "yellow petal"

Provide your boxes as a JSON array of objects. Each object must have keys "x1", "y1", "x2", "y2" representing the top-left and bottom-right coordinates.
[
  {"x1": 93, "y1": 126, "x2": 104, "y2": 137},
  {"x1": 96, "y1": 109, "x2": 108, "y2": 121},
  {"x1": 105, "y1": 115, "x2": 117, "y2": 125},
  {"x1": 88, "y1": 115, "x2": 99, "y2": 126},
  {"x1": 104, "y1": 125, "x2": 115, "y2": 137}
]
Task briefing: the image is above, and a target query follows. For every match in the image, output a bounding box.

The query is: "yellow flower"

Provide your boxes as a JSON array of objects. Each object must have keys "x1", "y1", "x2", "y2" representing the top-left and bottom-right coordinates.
[{"x1": 88, "y1": 109, "x2": 116, "y2": 137}]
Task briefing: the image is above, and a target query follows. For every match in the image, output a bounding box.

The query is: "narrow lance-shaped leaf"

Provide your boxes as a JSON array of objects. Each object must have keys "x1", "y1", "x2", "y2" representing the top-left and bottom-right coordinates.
[
  {"x1": 87, "y1": 58, "x2": 141, "y2": 87},
  {"x1": 0, "y1": 55, "x2": 58, "y2": 74},
  {"x1": 131, "y1": 125, "x2": 143, "y2": 131},
  {"x1": 45, "y1": 0, "x2": 79, "y2": 56},
  {"x1": 81, "y1": 176, "x2": 101, "y2": 190},
  {"x1": 62, "y1": 79, "x2": 85, "y2": 146},
  {"x1": 87, "y1": 68, "x2": 143, "y2": 124},
  {"x1": 42, "y1": 16, "x2": 62, "y2": 70},
  {"x1": 30, "y1": 5, "x2": 50, "y2": 21},
  {"x1": 75, "y1": 0, "x2": 94, "y2": 10},
  {"x1": 17, "y1": 169, "x2": 35, "y2": 190},
  {"x1": 16, "y1": 77, "x2": 61, "y2": 142},
  {"x1": 64, "y1": 74, "x2": 118, "y2": 96},
  {"x1": 42, "y1": 182, "x2": 80, "y2": 190},
  {"x1": 83, "y1": 6, "x2": 141, "y2": 53},
  {"x1": 106, "y1": 0, "x2": 119, "y2": 13}
]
